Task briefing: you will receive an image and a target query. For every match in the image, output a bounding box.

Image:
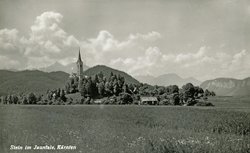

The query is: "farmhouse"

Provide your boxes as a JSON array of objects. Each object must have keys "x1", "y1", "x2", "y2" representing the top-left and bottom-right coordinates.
[{"x1": 140, "y1": 97, "x2": 158, "y2": 105}]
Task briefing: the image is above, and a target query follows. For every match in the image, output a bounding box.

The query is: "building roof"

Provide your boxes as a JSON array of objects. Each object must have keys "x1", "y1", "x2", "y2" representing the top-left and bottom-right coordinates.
[{"x1": 140, "y1": 97, "x2": 158, "y2": 101}]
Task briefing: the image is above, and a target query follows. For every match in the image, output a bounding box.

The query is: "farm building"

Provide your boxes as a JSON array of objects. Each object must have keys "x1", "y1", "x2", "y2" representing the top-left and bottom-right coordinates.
[{"x1": 140, "y1": 97, "x2": 158, "y2": 105}]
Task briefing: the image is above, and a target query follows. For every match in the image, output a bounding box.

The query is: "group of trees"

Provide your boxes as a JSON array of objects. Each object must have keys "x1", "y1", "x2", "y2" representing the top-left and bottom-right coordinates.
[
  {"x1": 63, "y1": 72, "x2": 215, "y2": 106},
  {"x1": 65, "y1": 72, "x2": 137, "y2": 98},
  {"x1": 0, "y1": 72, "x2": 215, "y2": 106},
  {"x1": 0, "y1": 88, "x2": 67, "y2": 105},
  {"x1": 0, "y1": 92, "x2": 40, "y2": 105},
  {"x1": 135, "y1": 83, "x2": 214, "y2": 106}
]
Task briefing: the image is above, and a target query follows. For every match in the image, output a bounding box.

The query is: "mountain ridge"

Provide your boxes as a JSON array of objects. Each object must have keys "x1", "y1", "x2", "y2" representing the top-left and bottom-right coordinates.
[
  {"x1": 135, "y1": 73, "x2": 201, "y2": 87},
  {"x1": 39, "y1": 62, "x2": 89, "y2": 74},
  {"x1": 200, "y1": 77, "x2": 250, "y2": 96}
]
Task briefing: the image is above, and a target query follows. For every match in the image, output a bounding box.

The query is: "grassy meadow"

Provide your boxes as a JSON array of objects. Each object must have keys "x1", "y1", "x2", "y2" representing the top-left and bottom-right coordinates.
[{"x1": 0, "y1": 96, "x2": 250, "y2": 153}]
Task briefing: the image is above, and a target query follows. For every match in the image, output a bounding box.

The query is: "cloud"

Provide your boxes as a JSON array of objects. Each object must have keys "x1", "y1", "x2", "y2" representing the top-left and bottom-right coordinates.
[
  {"x1": 0, "y1": 55, "x2": 20, "y2": 69},
  {"x1": 108, "y1": 45, "x2": 250, "y2": 80},
  {"x1": 0, "y1": 11, "x2": 249, "y2": 80},
  {"x1": 227, "y1": 50, "x2": 250, "y2": 77},
  {"x1": 0, "y1": 28, "x2": 28, "y2": 69},
  {"x1": 88, "y1": 30, "x2": 118, "y2": 52},
  {"x1": 0, "y1": 11, "x2": 162, "y2": 70},
  {"x1": 87, "y1": 30, "x2": 161, "y2": 52},
  {"x1": 231, "y1": 49, "x2": 246, "y2": 65},
  {"x1": 129, "y1": 31, "x2": 161, "y2": 42},
  {"x1": 0, "y1": 12, "x2": 81, "y2": 69},
  {"x1": 24, "y1": 11, "x2": 79, "y2": 58},
  {"x1": 109, "y1": 46, "x2": 213, "y2": 75},
  {"x1": 0, "y1": 28, "x2": 19, "y2": 51},
  {"x1": 30, "y1": 12, "x2": 63, "y2": 38},
  {"x1": 109, "y1": 47, "x2": 165, "y2": 76},
  {"x1": 44, "y1": 40, "x2": 60, "y2": 53},
  {"x1": 175, "y1": 46, "x2": 208, "y2": 63},
  {"x1": 81, "y1": 30, "x2": 162, "y2": 66}
]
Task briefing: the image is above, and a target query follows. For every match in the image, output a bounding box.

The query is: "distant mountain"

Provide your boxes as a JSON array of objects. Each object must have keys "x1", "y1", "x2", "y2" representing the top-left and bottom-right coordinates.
[
  {"x1": 135, "y1": 73, "x2": 201, "y2": 87},
  {"x1": 200, "y1": 77, "x2": 250, "y2": 96},
  {"x1": 83, "y1": 65, "x2": 140, "y2": 85},
  {"x1": 39, "y1": 62, "x2": 89, "y2": 74},
  {"x1": 135, "y1": 75, "x2": 156, "y2": 85},
  {"x1": 0, "y1": 70, "x2": 69, "y2": 96}
]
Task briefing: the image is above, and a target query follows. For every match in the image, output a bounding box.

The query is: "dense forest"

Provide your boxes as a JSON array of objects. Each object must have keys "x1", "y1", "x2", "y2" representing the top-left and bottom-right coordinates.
[{"x1": 0, "y1": 71, "x2": 215, "y2": 106}]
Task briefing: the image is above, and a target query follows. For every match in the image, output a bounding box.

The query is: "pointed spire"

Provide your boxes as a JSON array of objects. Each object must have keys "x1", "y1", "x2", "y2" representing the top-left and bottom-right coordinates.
[{"x1": 78, "y1": 47, "x2": 82, "y2": 62}]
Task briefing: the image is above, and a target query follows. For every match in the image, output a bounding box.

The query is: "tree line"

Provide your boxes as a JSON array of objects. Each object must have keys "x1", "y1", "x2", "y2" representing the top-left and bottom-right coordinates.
[{"x1": 0, "y1": 72, "x2": 215, "y2": 106}]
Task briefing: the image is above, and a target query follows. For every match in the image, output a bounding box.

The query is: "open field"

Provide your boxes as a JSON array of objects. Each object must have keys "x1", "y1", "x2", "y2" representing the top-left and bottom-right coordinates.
[
  {"x1": 207, "y1": 96, "x2": 250, "y2": 112},
  {"x1": 0, "y1": 97, "x2": 250, "y2": 153}
]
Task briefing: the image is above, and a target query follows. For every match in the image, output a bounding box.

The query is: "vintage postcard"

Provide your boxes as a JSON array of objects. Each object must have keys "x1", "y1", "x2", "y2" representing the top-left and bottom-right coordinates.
[{"x1": 0, "y1": 0, "x2": 249, "y2": 152}]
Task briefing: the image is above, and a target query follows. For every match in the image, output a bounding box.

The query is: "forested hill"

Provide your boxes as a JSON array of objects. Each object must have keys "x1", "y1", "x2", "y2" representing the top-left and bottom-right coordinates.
[
  {"x1": 0, "y1": 70, "x2": 69, "y2": 96},
  {"x1": 83, "y1": 65, "x2": 140, "y2": 85},
  {"x1": 0, "y1": 65, "x2": 140, "y2": 96}
]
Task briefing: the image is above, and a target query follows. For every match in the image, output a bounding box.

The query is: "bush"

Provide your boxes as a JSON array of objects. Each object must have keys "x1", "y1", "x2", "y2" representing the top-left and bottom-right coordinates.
[
  {"x1": 159, "y1": 99, "x2": 171, "y2": 105},
  {"x1": 133, "y1": 100, "x2": 139, "y2": 105},
  {"x1": 103, "y1": 98, "x2": 110, "y2": 105},
  {"x1": 195, "y1": 101, "x2": 214, "y2": 107},
  {"x1": 120, "y1": 93, "x2": 133, "y2": 104},
  {"x1": 108, "y1": 96, "x2": 117, "y2": 105},
  {"x1": 185, "y1": 98, "x2": 197, "y2": 106},
  {"x1": 169, "y1": 93, "x2": 180, "y2": 105},
  {"x1": 84, "y1": 97, "x2": 91, "y2": 104}
]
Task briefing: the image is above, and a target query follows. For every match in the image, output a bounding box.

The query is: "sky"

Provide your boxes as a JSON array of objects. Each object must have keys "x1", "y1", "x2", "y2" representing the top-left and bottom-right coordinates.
[{"x1": 0, "y1": 0, "x2": 250, "y2": 81}]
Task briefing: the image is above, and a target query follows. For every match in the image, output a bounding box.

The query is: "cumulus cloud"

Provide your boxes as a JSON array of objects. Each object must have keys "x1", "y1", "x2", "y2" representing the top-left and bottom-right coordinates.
[
  {"x1": 231, "y1": 49, "x2": 246, "y2": 65},
  {"x1": 109, "y1": 47, "x2": 166, "y2": 76},
  {"x1": 0, "y1": 11, "x2": 249, "y2": 80},
  {"x1": 0, "y1": 28, "x2": 28, "y2": 69},
  {"x1": 81, "y1": 30, "x2": 162, "y2": 65},
  {"x1": 0, "y1": 12, "x2": 80, "y2": 69},
  {"x1": 24, "y1": 11, "x2": 79, "y2": 58},
  {"x1": 0, "y1": 11, "x2": 162, "y2": 70},
  {"x1": 0, "y1": 28, "x2": 19, "y2": 52},
  {"x1": 108, "y1": 45, "x2": 250, "y2": 80},
  {"x1": 175, "y1": 46, "x2": 207, "y2": 63}
]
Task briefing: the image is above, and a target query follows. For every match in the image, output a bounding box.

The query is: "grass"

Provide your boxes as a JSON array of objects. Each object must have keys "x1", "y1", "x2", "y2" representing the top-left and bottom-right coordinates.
[
  {"x1": 207, "y1": 96, "x2": 250, "y2": 112},
  {"x1": 0, "y1": 97, "x2": 250, "y2": 153}
]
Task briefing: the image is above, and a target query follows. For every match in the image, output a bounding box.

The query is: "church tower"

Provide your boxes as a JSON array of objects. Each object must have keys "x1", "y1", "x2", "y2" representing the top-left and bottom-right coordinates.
[{"x1": 77, "y1": 48, "x2": 83, "y2": 91}]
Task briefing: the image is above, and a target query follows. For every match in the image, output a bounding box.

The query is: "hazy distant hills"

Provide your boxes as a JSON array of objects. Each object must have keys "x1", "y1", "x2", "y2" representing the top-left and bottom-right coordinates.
[
  {"x1": 39, "y1": 62, "x2": 89, "y2": 74},
  {"x1": 135, "y1": 73, "x2": 201, "y2": 87},
  {"x1": 200, "y1": 77, "x2": 250, "y2": 96},
  {"x1": 0, "y1": 70, "x2": 69, "y2": 96},
  {"x1": 83, "y1": 65, "x2": 140, "y2": 85}
]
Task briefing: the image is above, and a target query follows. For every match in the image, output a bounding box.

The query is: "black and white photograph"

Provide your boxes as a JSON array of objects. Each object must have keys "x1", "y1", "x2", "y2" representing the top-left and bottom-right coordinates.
[{"x1": 0, "y1": 0, "x2": 250, "y2": 152}]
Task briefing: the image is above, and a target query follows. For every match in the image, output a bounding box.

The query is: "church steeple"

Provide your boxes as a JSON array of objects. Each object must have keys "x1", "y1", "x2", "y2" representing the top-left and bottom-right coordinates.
[
  {"x1": 76, "y1": 48, "x2": 83, "y2": 77},
  {"x1": 77, "y1": 48, "x2": 84, "y2": 92},
  {"x1": 77, "y1": 48, "x2": 82, "y2": 62}
]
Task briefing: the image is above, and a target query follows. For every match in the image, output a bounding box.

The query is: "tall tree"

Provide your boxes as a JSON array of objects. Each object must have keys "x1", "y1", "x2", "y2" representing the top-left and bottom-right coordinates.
[{"x1": 182, "y1": 83, "x2": 195, "y2": 101}]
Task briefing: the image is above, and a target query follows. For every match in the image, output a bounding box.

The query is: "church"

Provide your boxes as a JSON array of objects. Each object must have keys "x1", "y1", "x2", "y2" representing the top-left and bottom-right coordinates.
[
  {"x1": 76, "y1": 49, "x2": 84, "y2": 91},
  {"x1": 69, "y1": 48, "x2": 85, "y2": 91}
]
